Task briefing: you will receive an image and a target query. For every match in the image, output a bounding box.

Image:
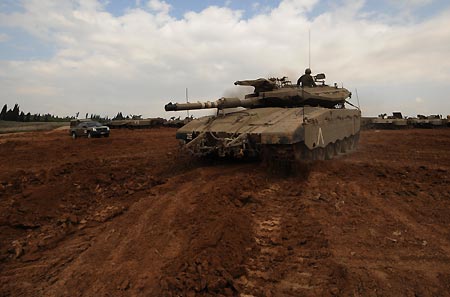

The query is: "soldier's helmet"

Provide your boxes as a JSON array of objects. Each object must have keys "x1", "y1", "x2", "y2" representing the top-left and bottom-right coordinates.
[{"x1": 305, "y1": 68, "x2": 312, "y2": 74}]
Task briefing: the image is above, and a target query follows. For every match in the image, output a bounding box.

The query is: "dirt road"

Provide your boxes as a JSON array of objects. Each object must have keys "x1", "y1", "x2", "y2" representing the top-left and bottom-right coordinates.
[{"x1": 1, "y1": 128, "x2": 449, "y2": 296}]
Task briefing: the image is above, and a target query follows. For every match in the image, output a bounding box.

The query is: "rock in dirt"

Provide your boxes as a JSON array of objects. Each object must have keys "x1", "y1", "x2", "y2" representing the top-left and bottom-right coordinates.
[
  {"x1": 11, "y1": 240, "x2": 24, "y2": 258},
  {"x1": 93, "y1": 206, "x2": 125, "y2": 222}
]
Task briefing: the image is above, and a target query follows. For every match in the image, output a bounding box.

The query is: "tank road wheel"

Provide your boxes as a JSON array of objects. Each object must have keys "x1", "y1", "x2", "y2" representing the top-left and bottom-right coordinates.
[
  {"x1": 311, "y1": 148, "x2": 317, "y2": 160},
  {"x1": 313, "y1": 147, "x2": 325, "y2": 160},
  {"x1": 325, "y1": 144, "x2": 335, "y2": 160},
  {"x1": 342, "y1": 137, "x2": 350, "y2": 152},
  {"x1": 334, "y1": 140, "x2": 343, "y2": 155},
  {"x1": 340, "y1": 139, "x2": 348, "y2": 154},
  {"x1": 262, "y1": 145, "x2": 290, "y2": 175},
  {"x1": 347, "y1": 136, "x2": 356, "y2": 152},
  {"x1": 353, "y1": 132, "x2": 360, "y2": 149},
  {"x1": 293, "y1": 144, "x2": 303, "y2": 162},
  {"x1": 262, "y1": 145, "x2": 283, "y2": 172},
  {"x1": 350, "y1": 136, "x2": 356, "y2": 151},
  {"x1": 261, "y1": 145, "x2": 273, "y2": 167},
  {"x1": 348, "y1": 133, "x2": 360, "y2": 151},
  {"x1": 293, "y1": 142, "x2": 313, "y2": 161},
  {"x1": 302, "y1": 146, "x2": 314, "y2": 161}
]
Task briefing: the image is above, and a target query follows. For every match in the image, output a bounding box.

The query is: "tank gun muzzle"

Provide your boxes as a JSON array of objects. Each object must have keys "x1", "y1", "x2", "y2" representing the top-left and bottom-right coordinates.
[{"x1": 165, "y1": 102, "x2": 177, "y2": 111}]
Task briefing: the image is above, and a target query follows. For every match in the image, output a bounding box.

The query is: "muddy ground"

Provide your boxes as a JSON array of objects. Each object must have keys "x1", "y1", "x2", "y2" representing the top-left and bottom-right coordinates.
[{"x1": 0, "y1": 128, "x2": 449, "y2": 297}]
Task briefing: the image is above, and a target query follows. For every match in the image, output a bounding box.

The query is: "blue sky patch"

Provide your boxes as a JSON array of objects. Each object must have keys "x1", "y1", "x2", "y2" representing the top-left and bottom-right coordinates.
[
  {"x1": 0, "y1": 28, "x2": 56, "y2": 61},
  {"x1": 105, "y1": 0, "x2": 282, "y2": 18}
]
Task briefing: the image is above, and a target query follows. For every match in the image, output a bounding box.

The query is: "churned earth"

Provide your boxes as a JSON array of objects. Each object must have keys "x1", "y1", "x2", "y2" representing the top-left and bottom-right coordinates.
[{"x1": 0, "y1": 128, "x2": 449, "y2": 296}]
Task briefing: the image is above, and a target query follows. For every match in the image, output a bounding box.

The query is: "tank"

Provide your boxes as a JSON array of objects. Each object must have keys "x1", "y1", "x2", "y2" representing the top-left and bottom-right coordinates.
[
  {"x1": 372, "y1": 112, "x2": 408, "y2": 129},
  {"x1": 409, "y1": 114, "x2": 445, "y2": 128},
  {"x1": 165, "y1": 74, "x2": 361, "y2": 162},
  {"x1": 107, "y1": 118, "x2": 167, "y2": 129}
]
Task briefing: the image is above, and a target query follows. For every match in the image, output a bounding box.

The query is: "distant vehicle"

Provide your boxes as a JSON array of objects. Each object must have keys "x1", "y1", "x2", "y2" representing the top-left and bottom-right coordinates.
[
  {"x1": 409, "y1": 114, "x2": 446, "y2": 128},
  {"x1": 372, "y1": 112, "x2": 408, "y2": 129},
  {"x1": 70, "y1": 120, "x2": 110, "y2": 139},
  {"x1": 107, "y1": 118, "x2": 167, "y2": 129},
  {"x1": 163, "y1": 116, "x2": 193, "y2": 128}
]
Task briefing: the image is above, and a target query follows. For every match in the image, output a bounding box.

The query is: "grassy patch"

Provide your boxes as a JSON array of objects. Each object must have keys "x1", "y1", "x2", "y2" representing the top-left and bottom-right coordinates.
[{"x1": 0, "y1": 121, "x2": 69, "y2": 134}]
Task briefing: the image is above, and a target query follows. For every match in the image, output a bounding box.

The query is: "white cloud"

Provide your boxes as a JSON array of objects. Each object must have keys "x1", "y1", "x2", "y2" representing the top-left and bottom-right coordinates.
[
  {"x1": 0, "y1": 0, "x2": 449, "y2": 118},
  {"x1": 147, "y1": 0, "x2": 171, "y2": 14}
]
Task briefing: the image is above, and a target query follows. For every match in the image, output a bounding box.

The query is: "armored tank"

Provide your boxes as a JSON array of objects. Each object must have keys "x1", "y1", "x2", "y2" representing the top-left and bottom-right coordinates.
[
  {"x1": 165, "y1": 74, "x2": 361, "y2": 162},
  {"x1": 372, "y1": 112, "x2": 408, "y2": 129},
  {"x1": 107, "y1": 118, "x2": 167, "y2": 129},
  {"x1": 409, "y1": 114, "x2": 446, "y2": 128}
]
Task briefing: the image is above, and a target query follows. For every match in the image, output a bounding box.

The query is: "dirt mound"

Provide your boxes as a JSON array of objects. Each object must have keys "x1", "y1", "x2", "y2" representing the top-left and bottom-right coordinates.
[{"x1": 1, "y1": 128, "x2": 450, "y2": 296}]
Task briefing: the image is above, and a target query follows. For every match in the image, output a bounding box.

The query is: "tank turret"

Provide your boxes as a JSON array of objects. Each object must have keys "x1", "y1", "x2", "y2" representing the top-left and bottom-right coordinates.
[
  {"x1": 166, "y1": 75, "x2": 351, "y2": 112},
  {"x1": 165, "y1": 75, "x2": 360, "y2": 163}
]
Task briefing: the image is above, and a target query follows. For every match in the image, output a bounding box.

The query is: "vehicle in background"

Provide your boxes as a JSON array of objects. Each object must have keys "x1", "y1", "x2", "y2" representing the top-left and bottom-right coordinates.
[
  {"x1": 409, "y1": 115, "x2": 446, "y2": 128},
  {"x1": 107, "y1": 118, "x2": 167, "y2": 129},
  {"x1": 70, "y1": 120, "x2": 110, "y2": 139},
  {"x1": 163, "y1": 116, "x2": 193, "y2": 128},
  {"x1": 372, "y1": 112, "x2": 408, "y2": 129}
]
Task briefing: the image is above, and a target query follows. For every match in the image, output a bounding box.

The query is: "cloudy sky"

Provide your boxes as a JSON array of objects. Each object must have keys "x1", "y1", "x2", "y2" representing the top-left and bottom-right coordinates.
[{"x1": 0, "y1": 0, "x2": 449, "y2": 118}]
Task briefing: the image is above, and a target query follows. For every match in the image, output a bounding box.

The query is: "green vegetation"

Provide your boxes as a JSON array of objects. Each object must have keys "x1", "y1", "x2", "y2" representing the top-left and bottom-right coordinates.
[
  {"x1": 0, "y1": 103, "x2": 74, "y2": 122},
  {"x1": 0, "y1": 103, "x2": 141, "y2": 125}
]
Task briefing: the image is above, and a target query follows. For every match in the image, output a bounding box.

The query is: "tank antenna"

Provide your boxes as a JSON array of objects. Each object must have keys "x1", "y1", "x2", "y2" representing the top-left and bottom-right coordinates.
[
  {"x1": 186, "y1": 87, "x2": 189, "y2": 118},
  {"x1": 355, "y1": 88, "x2": 361, "y2": 109},
  {"x1": 308, "y1": 29, "x2": 311, "y2": 69}
]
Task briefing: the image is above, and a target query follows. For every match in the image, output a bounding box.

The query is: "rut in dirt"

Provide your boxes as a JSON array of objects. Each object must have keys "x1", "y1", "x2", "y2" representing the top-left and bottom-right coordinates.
[{"x1": 236, "y1": 172, "x2": 350, "y2": 297}]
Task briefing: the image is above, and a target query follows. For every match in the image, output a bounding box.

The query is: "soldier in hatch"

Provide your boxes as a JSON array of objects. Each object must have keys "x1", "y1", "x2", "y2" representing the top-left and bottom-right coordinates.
[{"x1": 297, "y1": 68, "x2": 317, "y2": 88}]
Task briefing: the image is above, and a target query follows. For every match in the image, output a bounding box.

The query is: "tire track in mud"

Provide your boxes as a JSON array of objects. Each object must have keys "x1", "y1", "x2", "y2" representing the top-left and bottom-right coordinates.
[
  {"x1": 239, "y1": 174, "x2": 348, "y2": 297},
  {"x1": 336, "y1": 178, "x2": 450, "y2": 280}
]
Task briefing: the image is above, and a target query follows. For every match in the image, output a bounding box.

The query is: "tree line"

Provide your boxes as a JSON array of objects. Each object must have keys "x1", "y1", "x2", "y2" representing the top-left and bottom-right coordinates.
[
  {"x1": 112, "y1": 112, "x2": 143, "y2": 120},
  {"x1": 0, "y1": 104, "x2": 75, "y2": 122},
  {"x1": 0, "y1": 103, "x2": 140, "y2": 122}
]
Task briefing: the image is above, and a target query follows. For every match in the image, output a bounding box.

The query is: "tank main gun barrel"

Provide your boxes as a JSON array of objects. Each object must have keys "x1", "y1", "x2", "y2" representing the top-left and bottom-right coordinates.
[{"x1": 165, "y1": 97, "x2": 259, "y2": 112}]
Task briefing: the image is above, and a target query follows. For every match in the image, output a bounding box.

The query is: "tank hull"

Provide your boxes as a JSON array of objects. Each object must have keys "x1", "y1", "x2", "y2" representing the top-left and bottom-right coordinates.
[
  {"x1": 176, "y1": 107, "x2": 360, "y2": 160},
  {"x1": 409, "y1": 118, "x2": 446, "y2": 128},
  {"x1": 372, "y1": 118, "x2": 408, "y2": 129}
]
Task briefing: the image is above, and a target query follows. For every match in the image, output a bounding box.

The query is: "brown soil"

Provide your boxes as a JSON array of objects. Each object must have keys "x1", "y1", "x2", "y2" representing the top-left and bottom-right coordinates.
[{"x1": 1, "y1": 128, "x2": 450, "y2": 296}]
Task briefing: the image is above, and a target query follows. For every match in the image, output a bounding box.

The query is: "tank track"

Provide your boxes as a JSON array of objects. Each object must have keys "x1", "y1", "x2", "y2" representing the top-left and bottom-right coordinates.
[{"x1": 262, "y1": 132, "x2": 360, "y2": 164}]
